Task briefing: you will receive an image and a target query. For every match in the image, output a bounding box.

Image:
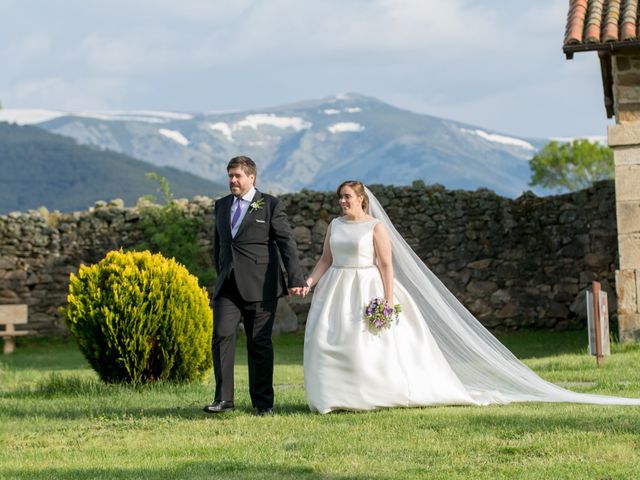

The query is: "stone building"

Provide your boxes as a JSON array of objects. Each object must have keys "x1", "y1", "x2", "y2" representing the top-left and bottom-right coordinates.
[{"x1": 564, "y1": 0, "x2": 640, "y2": 341}]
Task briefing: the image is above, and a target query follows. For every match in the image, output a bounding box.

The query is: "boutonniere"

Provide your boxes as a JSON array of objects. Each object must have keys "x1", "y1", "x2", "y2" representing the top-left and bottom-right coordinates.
[{"x1": 249, "y1": 198, "x2": 264, "y2": 213}]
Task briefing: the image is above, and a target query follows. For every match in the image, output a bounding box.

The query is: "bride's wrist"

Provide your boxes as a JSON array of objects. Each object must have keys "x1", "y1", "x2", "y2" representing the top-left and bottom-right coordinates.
[{"x1": 306, "y1": 277, "x2": 313, "y2": 287}]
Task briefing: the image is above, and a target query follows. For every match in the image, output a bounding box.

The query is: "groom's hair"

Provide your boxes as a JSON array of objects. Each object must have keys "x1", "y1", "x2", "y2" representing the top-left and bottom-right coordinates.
[{"x1": 228, "y1": 156, "x2": 257, "y2": 184}]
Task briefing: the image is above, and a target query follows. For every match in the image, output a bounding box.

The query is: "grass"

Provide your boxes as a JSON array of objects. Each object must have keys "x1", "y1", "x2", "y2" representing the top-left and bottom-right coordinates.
[{"x1": 1, "y1": 331, "x2": 640, "y2": 479}]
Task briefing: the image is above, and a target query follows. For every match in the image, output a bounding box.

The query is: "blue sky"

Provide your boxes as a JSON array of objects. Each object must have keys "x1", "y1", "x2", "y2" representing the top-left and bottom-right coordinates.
[{"x1": 0, "y1": 0, "x2": 610, "y2": 138}]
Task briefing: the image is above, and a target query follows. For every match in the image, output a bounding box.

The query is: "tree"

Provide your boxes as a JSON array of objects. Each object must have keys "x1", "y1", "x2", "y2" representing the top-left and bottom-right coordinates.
[
  {"x1": 135, "y1": 173, "x2": 216, "y2": 288},
  {"x1": 528, "y1": 139, "x2": 613, "y2": 193}
]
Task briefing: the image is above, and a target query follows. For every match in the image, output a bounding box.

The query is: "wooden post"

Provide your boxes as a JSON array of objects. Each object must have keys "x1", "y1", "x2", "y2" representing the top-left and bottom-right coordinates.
[
  {"x1": 3, "y1": 324, "x2": 16, "y2": 354},
  {"x1": 592, "y1": 281, "x2": 604, "y2": 366}
]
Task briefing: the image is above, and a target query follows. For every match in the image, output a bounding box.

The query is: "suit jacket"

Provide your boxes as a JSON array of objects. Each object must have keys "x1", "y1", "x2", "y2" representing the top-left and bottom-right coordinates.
[{"x1": 213, "y1": 190, "x2": 305, "y2": 302}]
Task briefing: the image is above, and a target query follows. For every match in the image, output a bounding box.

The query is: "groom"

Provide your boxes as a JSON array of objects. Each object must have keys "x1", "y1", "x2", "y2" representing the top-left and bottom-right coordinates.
[{"x1": 204, "y1": 156, "x2": 306, "y2": 415}]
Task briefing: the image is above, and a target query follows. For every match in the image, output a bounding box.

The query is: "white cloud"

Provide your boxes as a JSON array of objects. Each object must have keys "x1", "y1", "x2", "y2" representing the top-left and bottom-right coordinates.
[
  {"x1": 551, "y1": 136, "x2": 607, "y2": 145},
  {"x1": 0, "y1": 1, "x2": 609, "y2": 137},
  {"x1": 11, "y1": 33, "x2": 50, "y2": 58},
  {"x1": 189, "y1": 0, "x2": 507, "y2": 63},
  {"x1": 77, "y1": 32, "x2": 188, "y2": 75},
  {"x1": 0, "y1": 33, "x2": 51, "y2": 76},
  {"x1": 120, "y1": 0, "x2": 256, "y2": 25},
  {"x1": 5, "y1": 77, "x2": 124, "y2": 110}
]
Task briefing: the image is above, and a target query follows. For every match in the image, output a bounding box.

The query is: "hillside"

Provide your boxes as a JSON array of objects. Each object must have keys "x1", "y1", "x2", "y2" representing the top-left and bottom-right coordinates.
[{"x1": 0, "y1": 122, "x2": 226, "y2": 213}]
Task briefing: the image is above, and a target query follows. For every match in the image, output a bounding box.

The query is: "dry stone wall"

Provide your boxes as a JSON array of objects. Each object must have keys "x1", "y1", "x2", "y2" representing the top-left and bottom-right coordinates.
[{"x1": 0, "y1": 181, "x2": 617, "y2": 335}]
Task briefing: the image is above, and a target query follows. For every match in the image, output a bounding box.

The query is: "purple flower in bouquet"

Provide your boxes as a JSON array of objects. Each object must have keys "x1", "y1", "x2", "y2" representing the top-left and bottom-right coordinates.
[{"x1": 364, "y1": 297, "x2": 401, "y2": 332}]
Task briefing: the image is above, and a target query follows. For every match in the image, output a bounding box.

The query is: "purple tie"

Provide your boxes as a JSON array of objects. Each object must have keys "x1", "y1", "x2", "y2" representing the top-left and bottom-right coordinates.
[{"x1": 231, "y1": 197, "x2": 243, "y2": 229}]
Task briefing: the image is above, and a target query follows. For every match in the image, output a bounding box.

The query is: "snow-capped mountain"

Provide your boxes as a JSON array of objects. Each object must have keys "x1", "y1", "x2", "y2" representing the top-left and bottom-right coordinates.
[{"x1": 0, "y1": 94, "x2": 547, "y2": 197}]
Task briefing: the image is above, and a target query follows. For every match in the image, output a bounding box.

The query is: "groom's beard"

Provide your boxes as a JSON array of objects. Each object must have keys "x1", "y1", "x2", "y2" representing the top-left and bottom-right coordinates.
[{"x1": 229, "y1": 184, "x2": 252, "y2": 197}]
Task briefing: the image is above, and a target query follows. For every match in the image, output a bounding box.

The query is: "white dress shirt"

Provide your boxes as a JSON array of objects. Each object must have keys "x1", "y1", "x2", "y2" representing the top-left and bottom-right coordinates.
[{"x1": 230, "y1": 186, "x2": 256, "y2": 238}]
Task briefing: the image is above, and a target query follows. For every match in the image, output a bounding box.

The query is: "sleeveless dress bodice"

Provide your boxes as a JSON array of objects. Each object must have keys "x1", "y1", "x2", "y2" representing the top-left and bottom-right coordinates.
[
  {"x1": 329, "y1": 217, "x2": 378, "y2": 268},
  {"x1": 304, "y1": 216, "x2": 479, "y2": 413}
]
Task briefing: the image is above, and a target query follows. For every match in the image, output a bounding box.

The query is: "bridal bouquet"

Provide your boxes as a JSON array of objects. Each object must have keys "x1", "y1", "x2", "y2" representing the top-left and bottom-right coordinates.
[{"x1": 364, "y1": 297, "x2": 401, "y2": 331}]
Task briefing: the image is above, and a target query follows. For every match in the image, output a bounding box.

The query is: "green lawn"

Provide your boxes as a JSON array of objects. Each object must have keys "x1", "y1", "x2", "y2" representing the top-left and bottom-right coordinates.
[{"x1": 1, "y1": 331, "x2": 640, "y2": 479}]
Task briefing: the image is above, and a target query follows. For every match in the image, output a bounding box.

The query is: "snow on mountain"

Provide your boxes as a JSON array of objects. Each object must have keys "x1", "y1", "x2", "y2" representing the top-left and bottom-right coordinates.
[
  {"x1": 0, "y1": 109, "x2": 67, "y2": 125},
  {"x1": 0, "y1": 109, "x2": 194, "y2": 125},
  {"x1": 2, "y1": 93, "x2": 552, "y2": 197},
  {"x1": 159, "y1": 128, "x2": 190, "y2": 146},
  {"x1": 327, "y1": 122, "x2": 365, "y2": 134},
  {"x1": 322, "y1": 107, "x2": 361, "y2": 115},
  {"x1": 461, "y1": 128, "x2": 535, "y2": 151},
  {"x1": 235, "y1": 114, "x2": 311, "y2": 131},
  {"x1": 208, "y1": 122, "x2": 234, "y2": 142},
  {"x1": 74, "y1": 111, "x2": 194, "y2": 123},
  {"x1": 207, "y1": 114, "x2": 311, "y2": 144}
]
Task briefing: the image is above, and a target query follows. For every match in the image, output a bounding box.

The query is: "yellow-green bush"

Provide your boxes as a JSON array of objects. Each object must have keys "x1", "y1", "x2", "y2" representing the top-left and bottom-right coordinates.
[{"x1": 64, "y1": 250, "x2": 213, "y2": 383}]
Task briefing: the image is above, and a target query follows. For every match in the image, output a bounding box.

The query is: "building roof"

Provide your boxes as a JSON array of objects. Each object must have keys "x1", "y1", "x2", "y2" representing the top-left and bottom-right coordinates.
[{"x1": 564, "y1": 0, "x2": 640, "y2": 58}]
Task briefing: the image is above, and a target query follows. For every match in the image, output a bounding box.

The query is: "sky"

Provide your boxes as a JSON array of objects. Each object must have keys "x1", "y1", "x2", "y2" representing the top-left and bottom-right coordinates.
[{"x1": 0, "y1": 0, "x2": 612, "y2": 139}]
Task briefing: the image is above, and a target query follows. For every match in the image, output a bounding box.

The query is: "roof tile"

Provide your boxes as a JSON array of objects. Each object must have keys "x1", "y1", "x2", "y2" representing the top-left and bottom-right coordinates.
[
  {"x1": 565, "y1": 0, "x2": 589, "y2": 45},
  {"x1": 564, "y1": 0, "x2": 640, "y2": 49},
  {"x1": 621, "y1": 0, "x2": 638, "y2": 40},
  {"x1": 585, "y1": 0, "x2": 604, "y2": 43}
]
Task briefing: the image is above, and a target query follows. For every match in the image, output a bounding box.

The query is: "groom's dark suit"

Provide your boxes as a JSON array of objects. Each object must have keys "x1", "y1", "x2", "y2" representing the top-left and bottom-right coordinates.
[{"x1": 212, "y1": 189, "x2": 305, "y2": 409}]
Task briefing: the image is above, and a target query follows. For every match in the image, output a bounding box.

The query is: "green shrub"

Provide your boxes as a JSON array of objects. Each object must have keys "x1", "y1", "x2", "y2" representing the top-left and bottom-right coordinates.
[
  {"x1": 137, "y1": 172, "x2": 216, "y2": 288},
  {"x1": 64, "y1": 250, "x2": 213, "y2": 383}
]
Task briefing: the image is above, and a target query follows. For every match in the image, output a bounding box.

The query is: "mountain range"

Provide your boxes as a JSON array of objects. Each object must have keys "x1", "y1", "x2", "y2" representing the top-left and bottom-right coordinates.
[
  {"x1": 0, "y1": 122, "x2": 226, "y2": 214},
  {"x1": 0, "y1": 94, "x2": 549, "y2": 199}
]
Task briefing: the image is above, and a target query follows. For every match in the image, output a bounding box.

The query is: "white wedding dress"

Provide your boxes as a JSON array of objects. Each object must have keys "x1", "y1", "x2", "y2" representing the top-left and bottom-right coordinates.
[
  {"x1": 304, "y1": 217, "x2": 487, "y2": 413},
  {"x1": 303, "y1": 188, "x2": 640, "y2": 414}
]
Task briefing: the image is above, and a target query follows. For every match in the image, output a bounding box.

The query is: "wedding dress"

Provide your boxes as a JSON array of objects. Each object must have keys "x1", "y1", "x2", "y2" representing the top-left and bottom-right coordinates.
[{"x1": 303, "y1": 187, "x2": 640, "y2": 413}]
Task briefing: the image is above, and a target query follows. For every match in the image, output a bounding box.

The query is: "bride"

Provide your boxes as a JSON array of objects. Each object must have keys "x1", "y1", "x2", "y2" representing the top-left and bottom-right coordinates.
[{"x1": 302, "y1": 180, "x2": 640, "y2": 414}]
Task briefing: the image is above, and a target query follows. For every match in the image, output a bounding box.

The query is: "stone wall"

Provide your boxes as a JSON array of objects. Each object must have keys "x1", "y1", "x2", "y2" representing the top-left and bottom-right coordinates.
[
  {"x1": 612, "y1": 53, "x2": 640, "y2": 123},
  {"x1": 611, "y1": 53, "x2": 640, "y2": 341},
  {"x1": 0, "y1": 181, "x2": 618, "y2": 335}
]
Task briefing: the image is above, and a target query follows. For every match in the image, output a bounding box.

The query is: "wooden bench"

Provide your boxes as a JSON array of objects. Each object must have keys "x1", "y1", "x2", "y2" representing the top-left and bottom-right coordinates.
[{"x1": 0, "y1": 305, "x2": 30, "y2": 354}]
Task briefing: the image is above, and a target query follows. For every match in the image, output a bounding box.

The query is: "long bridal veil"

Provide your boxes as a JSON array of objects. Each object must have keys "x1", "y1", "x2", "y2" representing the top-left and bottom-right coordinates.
[{"x1": 365, "y1": 186, "x2": 640, "y2": 405}]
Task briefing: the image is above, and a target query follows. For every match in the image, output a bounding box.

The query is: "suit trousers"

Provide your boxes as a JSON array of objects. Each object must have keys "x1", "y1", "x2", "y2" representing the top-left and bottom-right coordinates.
[{"x1": 212, "y1": 272, "x2": 278, "y2": 409}]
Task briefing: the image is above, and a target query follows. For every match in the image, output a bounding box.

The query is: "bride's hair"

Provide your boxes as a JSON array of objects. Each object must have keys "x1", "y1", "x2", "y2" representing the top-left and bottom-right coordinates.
[{"x1": 336, "y1": 180, "x2": 369, "y2": 213}]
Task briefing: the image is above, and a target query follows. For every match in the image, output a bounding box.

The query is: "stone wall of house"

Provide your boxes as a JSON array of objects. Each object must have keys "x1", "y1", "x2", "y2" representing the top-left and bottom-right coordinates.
[
  {"x1": 611, "y1": 53, "x2": 640, "y2": 341},
  {"x1": 0, "y1": 181, "x2": 617, "y2": 335}
]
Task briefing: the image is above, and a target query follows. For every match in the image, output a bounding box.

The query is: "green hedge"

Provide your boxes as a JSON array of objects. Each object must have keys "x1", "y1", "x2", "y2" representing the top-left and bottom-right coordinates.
[{"x1": 64, "y1": 250, "x2": 213, "y2": 383}]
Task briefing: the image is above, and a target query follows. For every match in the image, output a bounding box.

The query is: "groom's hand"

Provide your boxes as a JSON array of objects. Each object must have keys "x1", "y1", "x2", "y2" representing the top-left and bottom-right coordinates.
[{"x1": 288, "y1": 287, "x2": 303, "y2": 297}]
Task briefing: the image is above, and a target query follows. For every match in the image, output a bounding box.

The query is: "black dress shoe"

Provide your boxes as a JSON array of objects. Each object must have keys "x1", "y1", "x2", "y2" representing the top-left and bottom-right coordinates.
[
  {"x1": 203, "y1": 401, "x2": 235, "y2": 413},
  {"x1": 255, "y1": 407, "x2": 274, "y2": 416}
]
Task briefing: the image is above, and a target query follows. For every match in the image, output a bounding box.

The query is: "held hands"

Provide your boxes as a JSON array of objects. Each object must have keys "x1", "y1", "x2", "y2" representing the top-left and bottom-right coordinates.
[
  {"x1": 288, "y1": 278, "x2": 313, "y2": 298},
  {"x1": 288, "y1": 287, "x2": 311, "y2": 297}
]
